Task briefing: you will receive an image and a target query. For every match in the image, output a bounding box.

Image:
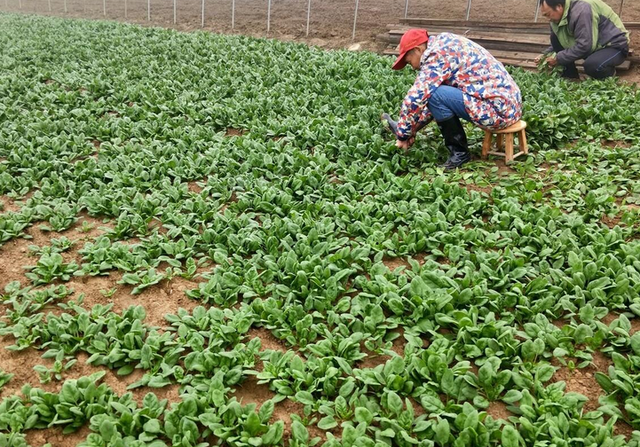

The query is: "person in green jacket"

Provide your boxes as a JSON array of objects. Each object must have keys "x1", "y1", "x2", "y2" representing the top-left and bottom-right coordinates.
[{"x1": 536, "y1": 0, "x2": 629, "y2": 79}]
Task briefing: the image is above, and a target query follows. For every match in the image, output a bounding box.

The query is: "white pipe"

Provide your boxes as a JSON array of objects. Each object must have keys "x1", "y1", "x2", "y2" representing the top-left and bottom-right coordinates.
[
  {"x1": 231, "y1": 0, "x2": 235, "y2": 28},
  {"x1": 201, "y1": 0, "x2": 204, "y2": 27},
  {"x1": 103, "y1": 0, "x2": 106, "y2": 16},
  {"x1": 125, "y1": 0, "x2": 127, "y2": 18},
  {"x1": 352, "y1": 0, "x2": 359, "y2": 40},
  {"x1": 147, "y1": 0, "x2": 150, "y2": 21},
  {"x1": 534, "y1": 0, "x2": 540, "y2": 22},
  {"x1": 267, "y1": 0, "x2": 271, "y2": 35},
  {"x1": 404, "y1": 0, "x2": 408, "y2": 19},
  {"x1": 173, "y1": 0, "x2": 176, "y2": 24},
  {"x1": 306, "y1": 0, "x2": 311, "y2": 36},
  {"x1": 465, "y1": 0, "x2": 471, "y2": 20}
]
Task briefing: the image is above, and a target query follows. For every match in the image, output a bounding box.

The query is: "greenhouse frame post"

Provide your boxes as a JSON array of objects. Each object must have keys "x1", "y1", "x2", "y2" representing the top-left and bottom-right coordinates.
[
  {"x1": 267, "y1": 0, "x2": 271, "y2": 35},
  {"x1": 47, "y1": 0, "x2": 51, "y2": 11},
  {"x1": 147, "y1": 0, "x2": 150, "y2": 21},
  {"x1": 619, "y1": 0, "x2": 624, "y2": 17},
  {"x1": 64, "y1": 0, "x2": 67, "y2": 13},
  {"x1": 534, "y1": 0, "x2": 540, "y2": 22},
  {"x1": 125, "y1": 0, "x2": 127, "y2": 18},
  {"x1": 103, "y1": 0, "x2": 105, "y2": 16},
  {"x1": 465, "y1": 0, "x2": 471, "y2": 20},
  {"x1": 18, "y1": 0, "x2": 21, "y2": 9},
  {"x1": 173, "y1": 0, "x2": 176, "y2": 24},
  {"x1": 404, "y1": 0, "x2": 408, "y2": 19},
  {"x1": 201, "y1": 0, "x2": 204, "y2": 27},
  {"x1": 231, "y1": 0, "x2": 235, "y2": 28},
  {"x1": 306, "y1": 0, "x2": 311, "y2": 37},
  {"x1": 352, "y1": 0, "x2": 359, "y2": 40}
]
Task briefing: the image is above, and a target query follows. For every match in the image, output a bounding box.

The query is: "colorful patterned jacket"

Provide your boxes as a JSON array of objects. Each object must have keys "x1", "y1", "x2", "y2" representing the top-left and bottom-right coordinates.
[{"x1": 396, "y1": 33, "x2": 523, "y2": 141}]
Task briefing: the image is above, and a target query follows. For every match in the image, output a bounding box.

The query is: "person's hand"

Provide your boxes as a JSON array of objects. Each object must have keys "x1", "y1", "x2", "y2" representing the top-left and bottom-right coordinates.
[
  {"x1": 396, "y1": 137, "x2": 415, "y2": 152},
  {"x1": 546, "y1": 56, "x2": 558, "y2": 67},
  {"x1": 534, "y1": 54, "x2": 544, "y2": 64}
]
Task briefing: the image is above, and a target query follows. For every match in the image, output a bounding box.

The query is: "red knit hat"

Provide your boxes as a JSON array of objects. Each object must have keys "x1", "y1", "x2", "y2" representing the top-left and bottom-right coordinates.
[{"x1": 392, "y1": 29, "x2": 429, "y2": 70}]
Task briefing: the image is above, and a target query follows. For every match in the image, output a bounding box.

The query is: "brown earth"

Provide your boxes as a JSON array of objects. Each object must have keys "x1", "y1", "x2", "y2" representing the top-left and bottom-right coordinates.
[
  {"x1": 552, "y1": 351, "x2": 611, "y2": 413},
  {"x1": 25, "y1": 425, "x2": 92, "y2": 447},
  {"x1": 486, "y1": 400, "x2": 513, "y2": 421}
]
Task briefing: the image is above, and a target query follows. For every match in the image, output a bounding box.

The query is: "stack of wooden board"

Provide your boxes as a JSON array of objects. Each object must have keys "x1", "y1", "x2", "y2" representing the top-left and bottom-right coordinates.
[{"x1": 379, "y1": 18, "x2": 638, "y2": 70}]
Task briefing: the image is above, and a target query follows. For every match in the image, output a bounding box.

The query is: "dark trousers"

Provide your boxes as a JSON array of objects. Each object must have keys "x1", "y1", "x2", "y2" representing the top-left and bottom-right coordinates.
[{"x1": 551, "y1": 34, "x2": 627, "y2": 79}]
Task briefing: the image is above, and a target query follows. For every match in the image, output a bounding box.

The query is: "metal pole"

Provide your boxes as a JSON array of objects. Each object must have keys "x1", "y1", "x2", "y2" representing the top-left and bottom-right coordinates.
[
  {"x1": 173, "y1": 0, "x2": 176, "y2": 24},
  {"x1": 534, "y1": 0, "x2": 540, "y2": 22},
  {"x1": 64, "y1": 0, "x2": 67, "y2": 13},
  {"x1": 404, "y1": 0, "x2": 408, "y2": 19},
  {"x1": 305, "y1": 0, "x2": 310, "y2": 36},
  {"x1": 619, "y1": 0, "x2": 624, "y2": 18},
  {"x1": 103, "y1": 0, "x2": 105, "y2": 16},
  {"x1": 47, "y1": 0, "x2": 51, "y2": 11},
  {"x1": 465, "y1": 0, "x2": 471, "y2": 20},
  {"x1": 201, "y1": 0, "x2": 204, "y2": 27},
  {"x1": 231, "y1": 0, "x2": 235, "y2": 28},
  {"x1": 267, "y1": 0, "x2": 271, "y2": 35},
  {"x1": 125, "y1": 0, "x2": 127, "y2": 18},
  {"x1": 18, "y1": 0, "x2": 21, "y2": 9},
  {"x1": 352, "y1": 0, "x2": 359, "y2": 40},
  {"x1": 147, "y1": 0, "x2": 150, "y2": 21}
]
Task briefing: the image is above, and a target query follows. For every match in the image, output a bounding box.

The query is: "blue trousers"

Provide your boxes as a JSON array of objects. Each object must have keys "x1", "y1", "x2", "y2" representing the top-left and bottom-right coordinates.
[{"x1": 427, "y1": 85, "x2": 471, "y2": 122}]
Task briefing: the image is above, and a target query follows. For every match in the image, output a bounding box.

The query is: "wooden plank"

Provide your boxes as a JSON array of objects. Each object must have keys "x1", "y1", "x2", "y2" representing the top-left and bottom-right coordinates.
[
  {"x1": 471, "y1": 40, "x2": 549, "y2": 53},
  {"x1": 384, "y1": 40, "x2": 548, "y2": 55},
  {"x1": 400, "y1": 17, "x2": 640, "y2": 30},
  {"x1": 387, "y1": 23, "x2": 549, "y2": 35},
  {"x1": 384, "y1": 33, "x2": 550, "y2": 52},
  {"x1": 386, "y1": 26, "x2": 549, "y2": 39},
  {"x1": 399, "y1": 18, "x2": 549, "y2": 28}
]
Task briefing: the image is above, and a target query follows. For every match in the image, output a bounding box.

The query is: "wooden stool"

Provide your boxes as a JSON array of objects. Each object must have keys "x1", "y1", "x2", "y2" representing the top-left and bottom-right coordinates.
[{"x1": 481, "y1": 120, "x2": 528, "y2": 163}]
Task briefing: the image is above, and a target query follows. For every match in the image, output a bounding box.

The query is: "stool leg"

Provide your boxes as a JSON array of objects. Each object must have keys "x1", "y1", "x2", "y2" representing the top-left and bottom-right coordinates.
[
  {"x1": 519, "y1": 129, "x2": 528, "y2": 155},
  {"x1": 482, "y1": 131, "x2": 492, "y2": 159},
  {"x1": 496, "y1": 134, "x2": 504, "y2": 151},
  {"x1": 505, "y1": 134, "x2": 514, "y2": 163}
]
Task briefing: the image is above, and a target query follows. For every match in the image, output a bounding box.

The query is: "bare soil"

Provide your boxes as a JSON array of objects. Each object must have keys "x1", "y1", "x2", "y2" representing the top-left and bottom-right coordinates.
[
  {"x1": 552, "y1": 351, "x2": 611, "y2": 413},
  {"x1": 25, "y1": 425, "x2": 92, "y2": 447},
  {"x1": 486, "y1": 400, "x2": 513, "y2": 421}
]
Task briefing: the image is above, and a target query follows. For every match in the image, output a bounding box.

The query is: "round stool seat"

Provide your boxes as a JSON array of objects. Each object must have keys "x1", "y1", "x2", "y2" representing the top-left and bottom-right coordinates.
[
  {"x1": 492, "y1": 120, "x2": 527, "y2": 134},
  {"x1": 481, "y1": 120, "x2": 529, "y2": 163}
]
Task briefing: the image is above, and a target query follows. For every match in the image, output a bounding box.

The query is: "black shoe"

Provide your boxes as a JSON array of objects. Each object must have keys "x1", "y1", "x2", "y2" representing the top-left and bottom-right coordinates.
[
  {"x1": 437, "y1": 116, "x2": 471, "y2": 170},
  {"x1": 443, "y1": 151, "x2": 471, "y2": 170},
  {"x1": 561, "y1": 64, "x2": 580, "y2": 80},
  {"x1": 381, "y1": 113, "x2": 399, "y2": 136}
]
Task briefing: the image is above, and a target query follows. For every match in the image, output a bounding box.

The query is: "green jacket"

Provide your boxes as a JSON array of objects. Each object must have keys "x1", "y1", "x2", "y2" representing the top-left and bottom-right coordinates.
[{"x1": 549, "y1": 0, "x2": 629, "y2": 64}]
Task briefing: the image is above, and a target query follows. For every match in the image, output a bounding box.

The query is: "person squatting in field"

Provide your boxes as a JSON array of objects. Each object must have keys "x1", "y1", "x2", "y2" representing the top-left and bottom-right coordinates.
[
  {"x1": 382, "y1": 29, "x2": 523, "y2": 170},
  {"x1": 535, "y1": 0, "x2": 630, "y2": 80}
]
